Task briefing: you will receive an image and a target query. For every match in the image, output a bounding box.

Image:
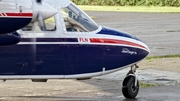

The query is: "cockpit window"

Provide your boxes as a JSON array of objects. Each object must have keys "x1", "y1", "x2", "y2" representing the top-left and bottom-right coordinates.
[{"x1": 61, "y1": 3, "x2": 99, "y2": 32}]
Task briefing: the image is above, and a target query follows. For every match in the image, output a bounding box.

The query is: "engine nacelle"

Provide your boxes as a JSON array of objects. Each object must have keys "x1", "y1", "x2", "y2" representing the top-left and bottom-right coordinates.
[{"x1": 0, "y1": 32, "x2": 21, "y2": 46}]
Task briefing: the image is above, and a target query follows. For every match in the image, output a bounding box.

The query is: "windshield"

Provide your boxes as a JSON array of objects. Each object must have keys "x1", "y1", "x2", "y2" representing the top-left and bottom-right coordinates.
[{"x1": 61, "y1": 3, "x2": 99, "y2": 32}]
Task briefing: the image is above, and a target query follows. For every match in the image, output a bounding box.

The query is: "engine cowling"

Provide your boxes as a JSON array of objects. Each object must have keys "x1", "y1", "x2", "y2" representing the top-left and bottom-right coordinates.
[
  {"x1": 0, "y1": 0, "x2": 57, "y2": 34},
  {"x1": 0, "y1": 32, "x2": 21, "y2": 46}
]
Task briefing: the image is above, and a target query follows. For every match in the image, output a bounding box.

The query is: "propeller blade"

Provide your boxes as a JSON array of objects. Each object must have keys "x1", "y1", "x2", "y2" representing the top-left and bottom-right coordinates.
[{"x1": 38, "y1": 12, "x2": 46, "y2": 31}]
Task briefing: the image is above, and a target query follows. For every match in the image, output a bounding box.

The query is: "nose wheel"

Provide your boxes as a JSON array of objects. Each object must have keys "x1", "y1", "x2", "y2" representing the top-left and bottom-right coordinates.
[{"x1": 122, "y1": 64, "x2": 139, "y2": 98}]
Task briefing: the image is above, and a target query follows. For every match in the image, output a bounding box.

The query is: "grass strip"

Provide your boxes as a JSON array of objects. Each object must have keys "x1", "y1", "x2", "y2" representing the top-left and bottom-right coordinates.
[
  {"x1": 140, "y1": 82, "x2": 162, "y2": 88},
  {"x1": 146, "y1": 54, "x2": 180, "y2": 60},
  {"x1": 79, "y1": 5, "x2": 180, "y2": 13}
]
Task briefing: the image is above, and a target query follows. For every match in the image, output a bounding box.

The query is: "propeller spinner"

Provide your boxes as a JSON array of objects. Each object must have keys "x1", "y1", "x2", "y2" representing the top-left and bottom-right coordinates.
[
  {"x1": 31, "y1": 0, "x2": 58, "y2": 30},
  {"x1": 36, "y1": 0, "x2": 42, "y2": 3},
  {"x1": 31, "y1": 0, "x2": 58, "y2": 24}
]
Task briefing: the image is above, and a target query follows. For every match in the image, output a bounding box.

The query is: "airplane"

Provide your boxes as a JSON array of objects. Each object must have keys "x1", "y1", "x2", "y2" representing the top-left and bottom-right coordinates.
[{"x1": 0, "y1": 0, "x2": 150, "y2": 99}]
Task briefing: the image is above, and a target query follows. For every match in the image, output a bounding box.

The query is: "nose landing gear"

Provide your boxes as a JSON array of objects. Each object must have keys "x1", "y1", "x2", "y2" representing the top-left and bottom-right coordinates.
[{"x1": 122, "y1": 64, "x2": 139, "y2": 98}]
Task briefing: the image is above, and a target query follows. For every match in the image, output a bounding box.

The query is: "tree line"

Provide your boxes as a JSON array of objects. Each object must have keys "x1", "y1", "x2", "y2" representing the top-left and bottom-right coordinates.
[{"x1": 71, "y1": 0, "x2": 180, "y2": 7}]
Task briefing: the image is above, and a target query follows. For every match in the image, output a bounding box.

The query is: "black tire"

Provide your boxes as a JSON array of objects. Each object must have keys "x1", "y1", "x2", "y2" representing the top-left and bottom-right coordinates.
[{"x1": 122, "y1": 76, "x2": 139, "y2": 98}]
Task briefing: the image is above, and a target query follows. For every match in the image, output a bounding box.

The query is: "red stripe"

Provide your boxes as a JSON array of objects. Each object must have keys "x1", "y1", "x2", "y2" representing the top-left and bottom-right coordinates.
[
  {"x1": 90, "y1": 38, "x2": 147, "y2": 49},
  {"x1": 2, "y1": 13, "x2": 5, "y2": 16},
  {"x1": 5, "y1": 13, "x2": 32, "y2": 17}
]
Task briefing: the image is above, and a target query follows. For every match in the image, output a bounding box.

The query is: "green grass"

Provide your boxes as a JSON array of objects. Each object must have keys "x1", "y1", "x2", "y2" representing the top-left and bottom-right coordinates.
[
  {"x1": 79, "y1": 5, "x2": 180, "y2": 13},
  {"x1": 146, "y1": 54, "x2": 180, "y2": 60},
  {"x1": 140, "y1": 82, "x2": 162, "y2": 88}
]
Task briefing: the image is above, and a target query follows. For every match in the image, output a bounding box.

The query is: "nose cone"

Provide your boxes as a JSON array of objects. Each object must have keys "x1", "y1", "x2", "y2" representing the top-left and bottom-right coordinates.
[
  {"x1": 97, "y1": 26, "x2": 150, "y2": 64},
  {"x1": 136, "y1": 40, "x2": 150, "y2": 61},
  {"x1": 40, "y1": 3, "x2": 58, "y2": 20}
]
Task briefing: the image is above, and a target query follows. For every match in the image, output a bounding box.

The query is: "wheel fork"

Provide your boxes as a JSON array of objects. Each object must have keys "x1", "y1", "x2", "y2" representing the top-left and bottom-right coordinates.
[{"x1": 127, "y1": 64, "x2": 139, "y2": 86}]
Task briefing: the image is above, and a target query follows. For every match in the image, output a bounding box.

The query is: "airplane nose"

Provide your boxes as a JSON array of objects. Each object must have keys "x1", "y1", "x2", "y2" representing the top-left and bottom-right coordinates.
[
  {"x1": 137, "y1": 41, "x2": 150, "y2": 60},
  {"x1": 97, "y1": 26, "x2": 150, "y2": 61}
]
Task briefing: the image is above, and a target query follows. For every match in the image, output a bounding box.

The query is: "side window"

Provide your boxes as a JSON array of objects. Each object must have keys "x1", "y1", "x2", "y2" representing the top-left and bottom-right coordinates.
[
  {"x1": 61, "y1": 8, "x2": 88, "y2": 32},
  {"x1": 61, "y1": 4, "x2": 99, "y2": 33},
  {"x1": 44, "y1": 17, "x2": 56, "y2": 31}
]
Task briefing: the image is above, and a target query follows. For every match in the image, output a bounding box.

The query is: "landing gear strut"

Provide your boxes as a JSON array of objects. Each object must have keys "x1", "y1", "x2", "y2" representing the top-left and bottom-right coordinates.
[{"x1": 122, "y1": 64, "x2": 139, "y2": 98}]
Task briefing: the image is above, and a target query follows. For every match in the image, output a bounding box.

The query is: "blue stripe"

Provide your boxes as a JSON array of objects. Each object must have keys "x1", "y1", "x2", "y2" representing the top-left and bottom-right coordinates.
[{"x1": 21, "y1": 38, "x2": 78, "y2": 42}]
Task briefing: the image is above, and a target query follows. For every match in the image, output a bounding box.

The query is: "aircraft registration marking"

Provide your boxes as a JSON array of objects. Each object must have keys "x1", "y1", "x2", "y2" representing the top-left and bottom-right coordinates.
[{"x1": 79, "y1": 38, "x2": 89, "y2": 43}]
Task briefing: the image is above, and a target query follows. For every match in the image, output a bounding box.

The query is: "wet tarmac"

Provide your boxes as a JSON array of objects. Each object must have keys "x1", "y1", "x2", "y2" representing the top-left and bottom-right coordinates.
[
  {"x1": 1, "y1": 12, "x2": 180, "y2": 101},
  {"x1": 0, "y1": 68, "x2": 180, "y2": 101}
]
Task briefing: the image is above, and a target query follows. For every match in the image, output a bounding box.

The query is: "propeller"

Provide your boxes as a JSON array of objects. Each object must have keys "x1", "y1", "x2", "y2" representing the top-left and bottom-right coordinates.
[
  {"x1": 30, "y1": 0, "x2": 55, "y2": 65},
  {"x1": 31, "y1": 0, "x2": 58, "y2": 30}
]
